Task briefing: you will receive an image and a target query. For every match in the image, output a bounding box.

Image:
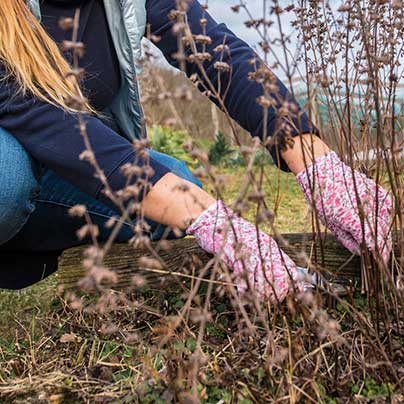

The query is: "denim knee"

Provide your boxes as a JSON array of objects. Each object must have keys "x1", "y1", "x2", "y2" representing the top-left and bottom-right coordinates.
[{"x1": 0, "y1": 128, "x2": 40, "y2": 245}]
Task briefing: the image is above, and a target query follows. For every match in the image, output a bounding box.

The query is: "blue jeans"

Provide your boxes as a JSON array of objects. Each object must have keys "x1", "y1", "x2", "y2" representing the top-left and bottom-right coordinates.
[{"x1": 0, "y1": 127, "x2": 202, "y2": 251}]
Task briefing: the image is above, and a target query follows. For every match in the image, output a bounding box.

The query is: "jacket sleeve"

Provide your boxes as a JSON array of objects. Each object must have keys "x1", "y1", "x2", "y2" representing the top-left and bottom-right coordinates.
[
  {"x1": 146, "y1": 0, "x2": 318, "y2": 171},
  {"x1": 0, "y1": 68, "x2": 170, "y2": 210}
]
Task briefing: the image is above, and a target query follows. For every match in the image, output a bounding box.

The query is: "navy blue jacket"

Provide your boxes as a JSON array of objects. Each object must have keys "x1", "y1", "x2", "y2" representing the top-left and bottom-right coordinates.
[{"x1": 0, "y1": 0, "x2": 317, "y2": 213}]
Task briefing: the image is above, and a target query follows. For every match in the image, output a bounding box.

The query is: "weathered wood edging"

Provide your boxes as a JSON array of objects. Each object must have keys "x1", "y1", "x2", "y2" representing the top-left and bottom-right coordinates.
[{"x1": 58, "y1": 233, "x2": 373, "y2": 290}]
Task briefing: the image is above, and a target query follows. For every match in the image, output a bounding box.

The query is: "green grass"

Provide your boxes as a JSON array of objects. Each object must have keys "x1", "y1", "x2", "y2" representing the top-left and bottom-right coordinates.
[
  {"x1": 0, "y1": 165, "x2": 306, "y2": 336},
  {"x1": 1, "y1": 166, "x2": 402, "y2": 403},
  {"x1": 211, "y1": 165, "x2": 309, "y2": 234},
  {"x1": 0, "y1": 166, "x2": 311, "y2": 402}
]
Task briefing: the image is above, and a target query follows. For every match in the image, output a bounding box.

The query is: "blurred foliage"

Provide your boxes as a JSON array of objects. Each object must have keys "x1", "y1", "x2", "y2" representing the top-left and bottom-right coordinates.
[
  {"x1": 150, "y1": 126, "x2": 273, "y2": 169},
  {"x1": 208, "y1": 131, "x2": 234, "y2": 166},
  {"x1": 228, "y1": 147, "x2": 274, "y2": 167},
  {"x1": 208, "y1": 131, "x2": 273, "y2": 167},
  {"x1": 149, "y1": 125, "x2": 197, "y2": 168}
]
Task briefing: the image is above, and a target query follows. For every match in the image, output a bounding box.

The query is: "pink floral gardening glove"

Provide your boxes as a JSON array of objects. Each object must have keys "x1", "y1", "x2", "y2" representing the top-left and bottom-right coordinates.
[
  {"x1": 186, "y1": 200, "x2": 303, "y2": 303},
  {"x1": 296, "y1": 152, "x2": 393, "y2": 264}
]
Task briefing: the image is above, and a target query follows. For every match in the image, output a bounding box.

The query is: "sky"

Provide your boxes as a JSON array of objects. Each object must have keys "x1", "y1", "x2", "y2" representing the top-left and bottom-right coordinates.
[
  {"x1": 207, "y1": 0, "x2": 302, "y2": 81},
  {"x1": 208, "y1": 0, "x2": 296, "y2": 55},
  {"x1": 147, "y1": 0, "x2": 299, "y2": 79},
  {"x1": 208, "y1": 0, "x2": 273, "y2": 52},
  {"x1": 146, "y1": 0, "x2": 404, "y2": 99}
]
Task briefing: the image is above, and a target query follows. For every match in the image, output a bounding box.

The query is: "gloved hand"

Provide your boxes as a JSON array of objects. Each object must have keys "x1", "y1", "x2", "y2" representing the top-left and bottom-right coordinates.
[
  {"x1": 296, "y1": 151, "x2": 392, "y2": 264},
  {"x1": 186, "y1": 200, "x2": 303, "y2": 302}
]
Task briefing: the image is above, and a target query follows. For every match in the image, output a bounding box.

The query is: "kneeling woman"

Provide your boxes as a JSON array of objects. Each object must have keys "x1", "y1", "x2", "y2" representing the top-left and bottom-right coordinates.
[{"x1": 0, "y1": 0, "x2": 392, "y2": 301}]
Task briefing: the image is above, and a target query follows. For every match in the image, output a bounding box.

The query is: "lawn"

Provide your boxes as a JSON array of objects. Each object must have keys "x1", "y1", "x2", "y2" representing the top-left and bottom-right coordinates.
[
  {"x1": 0, "y1": 166, "x2": 402, "y2": 404},
  {"x1": 213, "y1": 166, "x2": 309, "y2": 234}
]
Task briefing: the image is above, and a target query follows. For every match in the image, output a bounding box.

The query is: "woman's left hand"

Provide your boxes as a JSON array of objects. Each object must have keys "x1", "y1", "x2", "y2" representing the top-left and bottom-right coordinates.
[{"x1": 296, "y1": 152, "x2": 393, "y2": 265}]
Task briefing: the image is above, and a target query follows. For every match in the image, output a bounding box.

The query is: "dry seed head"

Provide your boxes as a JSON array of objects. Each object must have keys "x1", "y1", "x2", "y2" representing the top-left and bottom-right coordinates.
[
  {"x1": 69, "y1": 204, "x2": 87, "y2": 217},
  {"x1": 174, "y1": 86, "x2": 193, "y2": 100},
  {"x1": 256, "y1": 209, "x2": 275, "y2": 224},
  {"x1": 79, "y1": 150, "x2": 95, "y2": 163},
  {"x1": 158, "y1": 240, "x2": 171, "y2": 251},
  {"x1": 89, "y1": 266, "x2": 118, "y2": 285},
  {"x1": 244, "y1": 19, "x2": 263, "y2": 29},
  {"x1": 84, "y1": 245, "x2": 102, "y2": 259},
  {"x1": 183, "y1": 139, "x2": 194, "y2": 152},
  {"x1": 256, "y1": 95, "x2": 274, "y2": 108},
  {"x1": 188, "y1": 52, "x2": 212, "y2": 62},
  {"x1": 172, "y1": 22, "x2": 187, "y2": 35},
  {"x1": 76, "y1": 224, "x2": 99, "y2": 240},
  {"x1": 168, "y1": 9, "x2": 183, "y2": 20},
  {"x1": 120, "y1": 163, "x2": 143, "y2": 177},
  {"x1": 61, "y1": 40, "x2": 85, "y2": 58},
  {"x1": 149, "y1": 34, "x2": 161, "y2": 43},
  {"x1": 194, "y1": 34, "x2": 212, "y2": 45},
  {"x1": 193, "y1": 167, "x2": 207, "y2": 178},
  {"x1": 247, "y1": 190, "x2": 265, "y2": 203},
  {"x1": 214, "y1": 61, "x2": 231, "y2": 72},
  {"x1": 164, "y1": 117, "x2": 178, "y2": 126},
  {"x1": 105, "y1": 216, "x2": 118, "y2": 229},
  {"x1": 260, "y1": 40, "x2": 270, "y2": 53},
  {"x1": 59, "y1": 17, "x2": 74, "y2": 30},
  {"x1": 99, "y1": 323, "x2": 120, "y2": 335},
  {"x1": 271, "y1": 6, "x2": 284, "y2": 15},
  {"x1": 144, "y1": 166, "x2": 155, "y2": 177},
  {"x1": 213, "y1": 44, "x2": 230, "y2": 54},
  {"x1": 133, "y1": 138, "x2": 151, "y2": 150},
  {"x1": 176, "y1": 0, "x2": 192, "y2": 12}
]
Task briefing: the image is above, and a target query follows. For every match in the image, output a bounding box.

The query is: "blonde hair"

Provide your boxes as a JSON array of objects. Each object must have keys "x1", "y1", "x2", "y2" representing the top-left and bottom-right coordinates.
[{"x1": 0, "y1": 0, "x2": 91, "y2": 112}]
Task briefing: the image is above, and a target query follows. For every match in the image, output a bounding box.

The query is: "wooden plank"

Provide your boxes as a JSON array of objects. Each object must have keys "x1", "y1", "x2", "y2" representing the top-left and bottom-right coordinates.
[
  {"x1": 58, "y1": 233, "x2": 379, "y2": 291},
  {"x1": 58, "y1": 237, "x2": 211, "y2": 291}
]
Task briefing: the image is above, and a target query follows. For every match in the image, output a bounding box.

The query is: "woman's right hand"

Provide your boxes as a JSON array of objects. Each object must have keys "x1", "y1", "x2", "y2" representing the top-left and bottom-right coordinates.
[{"x1": 186, "y1": 200, "x2": 303, "y2": 303}]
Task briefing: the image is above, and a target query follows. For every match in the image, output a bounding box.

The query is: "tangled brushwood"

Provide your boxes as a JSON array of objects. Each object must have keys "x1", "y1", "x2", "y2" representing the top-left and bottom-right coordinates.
[{"x1": 1, "y1": 0, "x2": 404, "y2": 403}]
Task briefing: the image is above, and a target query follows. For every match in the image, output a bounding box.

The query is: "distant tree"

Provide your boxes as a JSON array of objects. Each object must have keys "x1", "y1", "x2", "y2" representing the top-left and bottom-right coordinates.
[{"x1": 208, "y1": 131, "x2": 234, "y2": 166}]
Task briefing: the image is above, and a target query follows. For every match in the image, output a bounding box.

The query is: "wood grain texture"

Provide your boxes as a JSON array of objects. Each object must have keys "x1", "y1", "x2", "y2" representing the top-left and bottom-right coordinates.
[{"x1": 58, "y1": 232, "x2": 387, "y2": 290}]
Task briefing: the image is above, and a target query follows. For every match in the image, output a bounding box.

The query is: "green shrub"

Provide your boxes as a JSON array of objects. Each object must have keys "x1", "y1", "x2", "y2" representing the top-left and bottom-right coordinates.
[
  {"x1": 228, "y1": 147, "x2": 274, "y2": 167},
  {"x1": 150, "y1": 125, "x2": 197, "y2": 168},
  {"x1": 150, "y1": 125, "x2": 273, "y2": 169},
  {"x1": 208, "y1": 131, "x2": 234, "y2": 166}
]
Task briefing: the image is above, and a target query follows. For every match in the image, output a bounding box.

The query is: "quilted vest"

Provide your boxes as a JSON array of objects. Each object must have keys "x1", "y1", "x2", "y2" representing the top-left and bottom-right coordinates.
[{"x1": 27, "y1": 0, "x2": 147, "y2": 140}]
